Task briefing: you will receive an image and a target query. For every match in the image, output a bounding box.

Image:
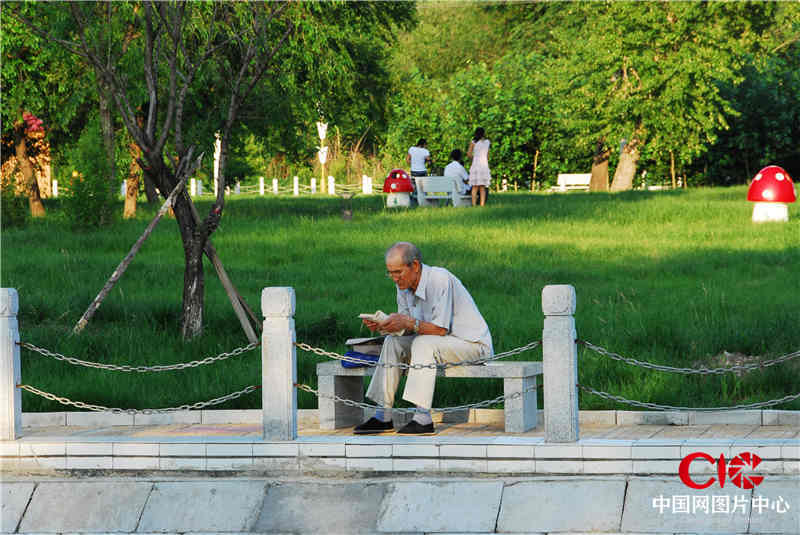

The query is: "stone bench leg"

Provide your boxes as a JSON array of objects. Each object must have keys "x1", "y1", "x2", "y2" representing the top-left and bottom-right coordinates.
[
  {"x1": 318, "y1": 375, "x2": 364, "y2": 430},
  {"x1": 503, "y1": 376, "x2": 538, "y2": 433}
]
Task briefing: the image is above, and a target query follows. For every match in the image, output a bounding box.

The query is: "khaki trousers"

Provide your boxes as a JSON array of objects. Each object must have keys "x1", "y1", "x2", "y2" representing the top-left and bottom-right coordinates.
[{"x1": 365, "y1": 334, "x2": 489, "y2": 410}]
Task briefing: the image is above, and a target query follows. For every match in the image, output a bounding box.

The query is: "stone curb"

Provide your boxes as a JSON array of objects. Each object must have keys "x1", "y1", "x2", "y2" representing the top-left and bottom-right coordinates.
[{"x1": 19, "y1": 409, "x2": 800, "y2": 428}]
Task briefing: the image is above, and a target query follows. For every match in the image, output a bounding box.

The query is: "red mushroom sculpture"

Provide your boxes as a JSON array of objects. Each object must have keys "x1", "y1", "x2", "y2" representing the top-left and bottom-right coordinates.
[
  {"x1": 747, "y1": 165, "x2": 796, "y2": 222},
  {"x1": 383, "y1": 168, "x2": 414, "y2": 208}
]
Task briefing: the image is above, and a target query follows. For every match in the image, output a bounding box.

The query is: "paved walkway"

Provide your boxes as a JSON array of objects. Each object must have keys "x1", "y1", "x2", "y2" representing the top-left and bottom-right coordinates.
[{"x1": 2, "y1": 412, "x2": 798, "y2": 534}]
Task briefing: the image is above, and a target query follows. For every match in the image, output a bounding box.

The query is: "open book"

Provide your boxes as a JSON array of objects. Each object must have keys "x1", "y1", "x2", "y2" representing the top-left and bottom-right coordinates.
[{"x1": 358, "y1": 310, "x2": 405, "y2": 336}]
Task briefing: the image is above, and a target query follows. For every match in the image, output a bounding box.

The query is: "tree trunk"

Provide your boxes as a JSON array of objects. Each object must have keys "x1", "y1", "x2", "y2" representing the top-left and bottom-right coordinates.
[
  {"x1": 143, "y1": 173, "x2": 159, "y2": 203},
  {"x1": 175, "y1": 193, "x2": 206, "y2": 340},
  {"x1": 14, "y1": 124, "x2": 45, "y2": 217},
  {"x1": 670, "y1": 150, "x2": 676, "y2": 189},
  {"x1": 97, "y1": 81, "x2": 117, "y2": 197},
  {"x1": 590, "y1": 140, "x2": 609, "y2": 192},
  {"x1": 610, "y1": 141, "x2": 640, "y2": 192},
  {"x1": 123, "y1": 141, "x2": 140, "y2": 218},
  {"x1": 181, "y1": 242, "x2": 204, "y2": 340}
]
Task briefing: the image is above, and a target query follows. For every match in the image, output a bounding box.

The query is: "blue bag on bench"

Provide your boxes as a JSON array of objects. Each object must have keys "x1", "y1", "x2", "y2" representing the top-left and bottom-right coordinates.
[{"x1": 342, "y1": 350, "x2": 380, "y2": 368}]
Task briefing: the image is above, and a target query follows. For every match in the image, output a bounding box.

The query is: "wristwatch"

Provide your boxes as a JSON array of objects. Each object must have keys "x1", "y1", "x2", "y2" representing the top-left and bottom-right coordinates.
[{"x1": 413, "y1": 319, "x2": 420, "y2": 333}]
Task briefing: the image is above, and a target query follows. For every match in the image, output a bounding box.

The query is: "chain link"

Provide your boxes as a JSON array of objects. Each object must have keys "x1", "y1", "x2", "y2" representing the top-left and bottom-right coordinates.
[
  {"x1": 577, "y1": 384, "x2": 800, "y2": 412},
  {"x1": 17, "y1": 340, "x2": 260, "y2": 373},
  {"x1": 294, "y1": 340, "x2": 541, "y2": 369},
  {"x1": 579, "y1": 340, "x2": 800, "y2": 376},
  {"x1": 295, "y1": 382, "x2": 539, "y2": 414},
  {"x1": 17, "y1": 384, "x2": 259, "y2": 414}
]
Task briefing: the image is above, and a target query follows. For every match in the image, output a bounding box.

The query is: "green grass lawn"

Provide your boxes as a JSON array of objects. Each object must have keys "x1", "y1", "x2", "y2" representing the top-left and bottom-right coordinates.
[{"x1": 2, "y1": 186, "x2": 799, "y2": 413}]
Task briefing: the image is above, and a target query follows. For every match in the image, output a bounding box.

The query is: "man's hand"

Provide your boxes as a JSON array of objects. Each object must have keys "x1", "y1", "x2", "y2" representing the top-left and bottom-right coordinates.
[
  {"x1": 381, "y1": 313, "x2": 413, "y2": 334},
  {"x1": 362, "y1": 318, "x2": 381, "y2": 332}
]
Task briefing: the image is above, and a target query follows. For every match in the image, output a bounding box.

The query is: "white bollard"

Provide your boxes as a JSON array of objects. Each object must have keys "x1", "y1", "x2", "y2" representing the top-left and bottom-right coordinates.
[
  {"x1": 272, "y1": 179, "x2": 278, "y2": 195},
  {"x1": 362, "y1": 175, "x2": 373, "y2": 194},
  {"x1": 0, "y1": 289, "x2": 21, "y2": 440},
  {"x1": 311, "y1": 178, "x2": 317, "y2": 194},
  {"x1": 328, "y1": 176, "x2": 335, "y2": 196},
  {"x1": 53, "y1": 180, "x2": 58, "y2": 198},
  {"x1": 259, "y1": 176, "x2": 264, "y2": 196},
  {"x1": 261, "y1": 287, "x2": 297, "y2": 440},
  {"x1": 293, "y1": 176, "x2": 299, "y2": 196},
  {"x1": 121, "y1": 181, "x2": 126, "y2": 197},
  {"x1": 190, "y1": 179, "x2": 197, "y2": 197},
  {"x1": 542, "y1": 285, "x2": 579, "y2": 442}
]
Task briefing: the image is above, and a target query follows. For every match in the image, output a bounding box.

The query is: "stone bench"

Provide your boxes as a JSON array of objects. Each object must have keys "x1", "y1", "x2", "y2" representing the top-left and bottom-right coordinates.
[{"x1": 316, "y1": 360, "x2": 542, "y2": 433}]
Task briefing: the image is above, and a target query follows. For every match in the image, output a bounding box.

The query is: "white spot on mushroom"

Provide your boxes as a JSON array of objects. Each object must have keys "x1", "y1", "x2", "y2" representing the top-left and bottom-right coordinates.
[
  {"x1": 763, "y1": 189, "x2": 774, "y2": 201},
  {"x1": 755, "y1": 173, "x2": 762, "y2": 181},
  {"x1": 776, "y1": 173, "x2": 785, "y2": 181}
]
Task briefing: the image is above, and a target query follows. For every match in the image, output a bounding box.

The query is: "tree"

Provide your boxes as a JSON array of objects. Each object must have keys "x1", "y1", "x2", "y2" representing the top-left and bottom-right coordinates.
[
  {"x1": 1, "y1": 5, "x2": 91, "y2": 216},
  {"x1": 12, "y1": 1, "x2": 293, "y2": 339}
]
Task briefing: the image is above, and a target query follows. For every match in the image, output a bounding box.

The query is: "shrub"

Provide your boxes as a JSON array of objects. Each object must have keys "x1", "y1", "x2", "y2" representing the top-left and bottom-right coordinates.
[
  {"x1": 63, "y1": 119, "x2": 115, "y2": 229},
  {"x1": 0, "y1": 188, "x2": 28, "y2": 229}
]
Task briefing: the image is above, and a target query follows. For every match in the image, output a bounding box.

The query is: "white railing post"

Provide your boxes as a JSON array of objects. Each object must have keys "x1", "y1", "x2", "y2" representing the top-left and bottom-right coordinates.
[
  {"x1": 542, "y1": 285, "x2": 579, "y2": 442},
  {"x1": 1, "y1": 289, "x2": 21, "y2": 440},
  {"x1": 293, "y1": 176, "x2": 299, "y2": 196},
  {"x1": 272, "y1": 179, "x2": 279, "y2": 195},
  {"x1": 259, "y1": 176, "x2": 265, "y2": 196},
  {"x1": 120, "y1": 181, "x2": 126, "y2": 197},
  {"x1": 327, "y1": 176, "x2": 335, "y2": 195},
  {"x1": 261, "y1": 287, "x2": 297, "y2": 440},
  {"x1": 311, "y1": 178, "x2": 317, "y2": 194},
  {"x1": 52, "y1": 180, "x2": 59, "y2": 197},
  {"x1": 362, "y1": 175, "x2": 373, "y2": 194},
  {"x1": 190, "y1": 179, "x2": 197, "y2": 197}
]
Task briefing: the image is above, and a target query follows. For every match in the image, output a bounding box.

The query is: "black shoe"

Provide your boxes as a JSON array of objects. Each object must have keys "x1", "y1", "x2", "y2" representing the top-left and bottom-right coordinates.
[
  {"x1": 396, "y1": 420, "x2": 436, "y2": 435},
  {"x1": 354, "y1": 417, "x2": 394, "y2": 434}
]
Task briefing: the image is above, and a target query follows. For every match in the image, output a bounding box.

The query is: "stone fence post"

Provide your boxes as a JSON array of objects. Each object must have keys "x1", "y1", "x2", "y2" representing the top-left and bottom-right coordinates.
[
  {"x1": 542, "y1": 285, "x2": 579, "y2": 442},
  {"x1": 1, "y1": 289, "x2": 21, "y2": 440},
  {"x1": 261, "y1": 287, "x2": 297, "y2": 440}
]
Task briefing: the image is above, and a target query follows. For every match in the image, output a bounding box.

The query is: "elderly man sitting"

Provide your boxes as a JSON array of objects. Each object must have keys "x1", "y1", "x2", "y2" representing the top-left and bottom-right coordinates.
[{"x1": 356, "y1": 241, "x2": 493, "y2": 435}]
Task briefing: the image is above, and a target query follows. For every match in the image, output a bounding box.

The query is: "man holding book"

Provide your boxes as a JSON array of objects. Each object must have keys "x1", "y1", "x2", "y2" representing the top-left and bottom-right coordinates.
[{"x1": 356, "y1": 241, "x2": 493, "y2": 435}]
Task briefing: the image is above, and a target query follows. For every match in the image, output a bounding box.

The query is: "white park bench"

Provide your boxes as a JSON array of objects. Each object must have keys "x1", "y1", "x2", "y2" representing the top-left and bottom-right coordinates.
[
  {"x1": 552, "y1": 173, "x2": 592, "y2": 192},
  {"x1": 316, "y1": 360, "x2": 542, "y2": 433},
  {"x1": 414, "y1": 176, "x2": 472, "y2": 207}
]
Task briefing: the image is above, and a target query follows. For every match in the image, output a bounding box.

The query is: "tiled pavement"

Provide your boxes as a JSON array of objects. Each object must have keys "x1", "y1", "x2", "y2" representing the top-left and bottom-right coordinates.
[{"x1": 1, "y1": 410, "x2": 798, "y2": 534}]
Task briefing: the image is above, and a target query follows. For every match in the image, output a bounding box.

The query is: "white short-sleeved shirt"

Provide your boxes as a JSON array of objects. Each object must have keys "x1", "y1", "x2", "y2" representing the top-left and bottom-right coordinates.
[
  {"x1": 396, "y1": 264, "x2": 493, "y2": 352},
  {"x1": 444, "y1": 160, "x2": 469, "y2": 194},
  {"x1": 408, "y1": 146, "x2": 430, "y2": 173}
]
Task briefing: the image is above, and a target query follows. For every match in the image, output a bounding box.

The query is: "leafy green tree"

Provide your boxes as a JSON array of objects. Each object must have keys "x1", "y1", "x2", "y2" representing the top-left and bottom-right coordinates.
[{"x1": 1, "y1": 5, "x2": 92, "y2": 215}]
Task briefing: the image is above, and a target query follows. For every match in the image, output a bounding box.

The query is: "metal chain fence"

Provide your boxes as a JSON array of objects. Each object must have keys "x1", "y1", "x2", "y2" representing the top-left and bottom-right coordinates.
[
  {"x1": 17, "y1": 383, "x2": 260, "y2": 414},
  {"x1": 295, "y1": 382, "x2": 539, "y2": 414},
  {"x1": 577, "y1": 384, "x2": 800, "y2": 412},
  {"x1": 579, "y1": 340, "x2": 800, "y2": 375},
  {"x1": 294, "y1": 340, "x2": 541, "y2": 369},
  {"x1": 17, "y1": 340, "x2": 260, "y2": 373}
]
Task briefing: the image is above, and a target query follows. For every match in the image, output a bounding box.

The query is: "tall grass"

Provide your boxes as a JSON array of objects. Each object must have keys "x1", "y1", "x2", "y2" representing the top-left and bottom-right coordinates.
[{"x1": 2, "y1": 187, "x2": 799, "y2": 413}]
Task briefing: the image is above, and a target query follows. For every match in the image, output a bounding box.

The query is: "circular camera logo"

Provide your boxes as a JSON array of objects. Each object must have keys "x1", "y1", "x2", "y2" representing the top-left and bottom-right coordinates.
[{"x1": 679, "y1": 452, "x2": 765, "y2": 490}]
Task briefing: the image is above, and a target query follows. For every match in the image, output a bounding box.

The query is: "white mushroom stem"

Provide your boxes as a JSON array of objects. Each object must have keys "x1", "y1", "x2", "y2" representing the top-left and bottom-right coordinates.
[{"x1": 752, "y1": 202, "x2": 789, "y2": 223}]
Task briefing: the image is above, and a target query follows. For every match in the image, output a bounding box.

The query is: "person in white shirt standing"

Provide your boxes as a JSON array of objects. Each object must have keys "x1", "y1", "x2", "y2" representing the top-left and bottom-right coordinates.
[
  {"x1": 444, "y1": 149, "x2": 470, "y2": 195},
  {"x1": 406, "y1": 138, "x2": 431, "y2": 177},
  {"x1": 356, "y1": 242, "x2": 494, "y2": 435}
]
